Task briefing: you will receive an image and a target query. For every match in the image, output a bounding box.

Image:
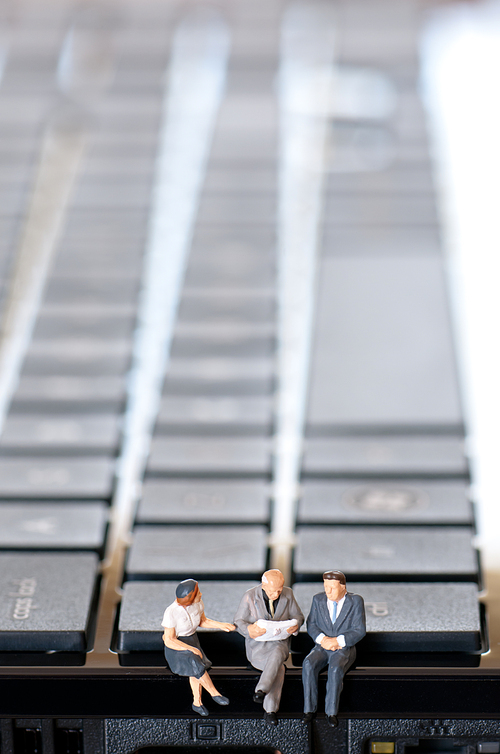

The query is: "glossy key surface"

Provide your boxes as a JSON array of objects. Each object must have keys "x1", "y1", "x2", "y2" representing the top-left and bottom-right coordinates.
[
  {"x1": 298, "y1": 480, "x2": 473, "y2": 525},
  {"x1": 0, "y1": 503, "x2": 108, "y2": 550},
  {"x1": 137, "y1": 480, "x2": 269, "y2": 524},
  {"x1": 294, "y1": 526, "x2": 478, "y2": 580},
  {"x1": 0, "y1": 553, "x2": 98, "y2": 652},
  {"x1": 126, "y1": 526, "x2": 268, "y2": 580}
]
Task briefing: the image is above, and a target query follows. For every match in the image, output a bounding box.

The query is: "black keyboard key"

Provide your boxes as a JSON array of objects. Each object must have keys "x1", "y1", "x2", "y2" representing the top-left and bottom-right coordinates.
[
  {"x1": 11, "y1": 376, "x2": 125, "y2": 410},
  {"x1": 177, "y1": 291, "x2": 274, "y2": 323},
  {"x1": 126, "y1": 526, "x2": 268, "y2": 580},
  {"x1": 147, "y1": 438, "x2": 271, "y2": 476},
  {"x1": 0, "y1": 503, "x2": 108, "y2": 550},
  {"x1": 0, "y1": 415, "x2": 120, "y2": 453},
  {"x1": 0, "y1": 458, "x2": 115, "y2": 498},
  {"x1": 137, "y1": 480, "x2": 269, "y2": 524},
  {"x1": 116, "y1": 580, "x2": 257, "y2": 664},
  {"x1": 294, "y1": 526, "x2": 478, "y2": 581},
  {"x1": 170, "y1": 334, "x2": 274, "y2": 358},
  {"x1": 0, "y1": 553, "x2": 98, "y2": 659},
  {"x1": 302, "y1": 436, "x2": 468, "y2": 477},
  {"x1": 298, "y1": 480, "x2": 473, "y2": 525},
  {"x1": 292, "y1": 581, "x2": 483, "y2": 657},
  {"x1": 307, "y1": 256, "x2": 462, "y2": 428},
  {"x1": 156, "y1": 396, "x2": 272, "y2": 434}
]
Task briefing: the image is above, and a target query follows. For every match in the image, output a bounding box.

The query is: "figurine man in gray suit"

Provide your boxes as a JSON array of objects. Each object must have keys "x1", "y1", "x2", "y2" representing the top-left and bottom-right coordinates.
[
  {"x1": 234, "y1": 569, "x2": 304, "y2": 725},
  {"x1": 302, "y1": 570, "x2": 366, "y2": 727}
]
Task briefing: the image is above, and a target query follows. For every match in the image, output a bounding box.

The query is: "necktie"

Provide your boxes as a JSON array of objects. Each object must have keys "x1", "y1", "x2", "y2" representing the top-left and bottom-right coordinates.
[
  {"x1": 270, "y1": 599, "x2": 275, "y2": 618},
  {"x1": 331, "y1": 601, "x2": 337, "y2": 625}
]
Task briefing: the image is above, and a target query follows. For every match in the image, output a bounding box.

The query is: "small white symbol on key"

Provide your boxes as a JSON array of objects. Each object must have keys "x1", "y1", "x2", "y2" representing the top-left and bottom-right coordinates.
[{"x1": 22, "y1": 517, "x2": 58, "y2": 534}]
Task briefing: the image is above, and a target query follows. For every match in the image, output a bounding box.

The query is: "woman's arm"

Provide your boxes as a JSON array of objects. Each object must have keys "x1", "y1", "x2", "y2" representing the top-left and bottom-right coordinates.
[
  {"x1": 162, "y1": 627, "x2": 202, "y2": 655},
  {"x1": 198, "y1": 612, "x2": 235, "y2": 632}
]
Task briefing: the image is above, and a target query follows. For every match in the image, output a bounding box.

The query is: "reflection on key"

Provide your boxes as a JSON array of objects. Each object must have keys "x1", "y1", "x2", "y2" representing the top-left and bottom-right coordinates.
[{"x1": 0, "y1": 503, "x2": 108, "y2": 550}]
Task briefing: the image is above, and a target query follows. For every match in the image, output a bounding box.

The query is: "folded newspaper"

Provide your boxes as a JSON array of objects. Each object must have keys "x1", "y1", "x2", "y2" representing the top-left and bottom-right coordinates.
[{"x1": 253, "y1": 618, "x2": 298, "y2": 641}]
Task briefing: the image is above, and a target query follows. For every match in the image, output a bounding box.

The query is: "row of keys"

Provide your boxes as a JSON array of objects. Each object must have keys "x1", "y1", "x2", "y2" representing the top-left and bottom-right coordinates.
[{"x1": 115, "y1": 580, "x2": 483, "y2": 665}]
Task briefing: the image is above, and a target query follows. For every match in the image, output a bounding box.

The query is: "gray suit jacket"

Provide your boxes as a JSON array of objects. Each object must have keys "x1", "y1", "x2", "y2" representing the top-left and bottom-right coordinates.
[
  {"x1": 234, "y1": 585, "x2": 304, "y2": 663},
  {"x1": 306, "y1": 592, "x2": 366, "y2": 648}
]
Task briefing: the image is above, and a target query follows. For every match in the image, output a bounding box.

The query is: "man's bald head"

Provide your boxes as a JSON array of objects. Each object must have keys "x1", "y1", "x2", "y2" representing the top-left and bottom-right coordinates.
[{"x1": 261, "y1": 569, "x2": 285, "y2": 600}]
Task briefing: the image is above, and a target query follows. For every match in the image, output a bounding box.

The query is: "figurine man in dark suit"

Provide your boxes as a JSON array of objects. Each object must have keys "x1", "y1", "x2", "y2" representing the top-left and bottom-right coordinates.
[
  {"x1": 234, "y1": 569, "x2": 304, "y2": 726},
  {"x1": 302, "y1": 570, "x2": 366, "y2": 727}
]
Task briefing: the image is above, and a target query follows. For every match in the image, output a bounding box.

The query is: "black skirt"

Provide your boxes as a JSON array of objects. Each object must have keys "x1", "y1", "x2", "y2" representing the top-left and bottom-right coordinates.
[{"x1": 164, "y1": 633, "x2": 212, "y2": 679}]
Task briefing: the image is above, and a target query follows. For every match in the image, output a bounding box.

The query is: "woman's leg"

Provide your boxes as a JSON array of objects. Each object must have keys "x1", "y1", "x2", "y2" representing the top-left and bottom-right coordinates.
[
  {"x1": 198, "y1": 671, "x2": 222, "y2": 697},
  {"x1": 189, "y1": 676, "x2": 202, "y2": 705}
]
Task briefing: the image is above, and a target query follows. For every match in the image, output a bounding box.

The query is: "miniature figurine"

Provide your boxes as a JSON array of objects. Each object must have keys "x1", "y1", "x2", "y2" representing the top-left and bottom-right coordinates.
[
  {"x1": 302, "y1": 570, "x2": 366, "y2": 727},
  {"x1": 234, "y1": 569, "x2": 304, "y2": 726},
  {"x1": 162, "y1": 579, "x2": 236, "y2": 716}
]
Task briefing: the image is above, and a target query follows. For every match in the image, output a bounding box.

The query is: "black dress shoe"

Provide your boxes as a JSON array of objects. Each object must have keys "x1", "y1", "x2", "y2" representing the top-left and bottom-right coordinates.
[
  {"x1": 327, "y1": 715, "x2": 339, "y2": 728},
  {"x1": 264, "y1": 711, "x2": 278, "y2": 726},
  {"x1": 192, "y1": 704, "x2": 209, "y2": 717},
  {"x1": 302, "y1": 712, "x2": 315, "y2": 724},
  {"x1": 212, "y1": 695, "x2": 229, "y2": 706},
  {"x1": 253, "y1": 690, "x2": 266, "y2": 704}
]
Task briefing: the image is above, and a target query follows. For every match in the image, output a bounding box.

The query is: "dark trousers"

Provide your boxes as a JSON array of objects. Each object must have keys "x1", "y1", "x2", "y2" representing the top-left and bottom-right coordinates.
[{"x1": 302, "y1": 645, "x2": 356, "y2": 716}]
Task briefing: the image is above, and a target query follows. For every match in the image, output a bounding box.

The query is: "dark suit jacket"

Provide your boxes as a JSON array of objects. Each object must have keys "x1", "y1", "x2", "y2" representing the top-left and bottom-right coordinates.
[{"x1": 306, "y1": 592, "x2": 366, "y2": 649}]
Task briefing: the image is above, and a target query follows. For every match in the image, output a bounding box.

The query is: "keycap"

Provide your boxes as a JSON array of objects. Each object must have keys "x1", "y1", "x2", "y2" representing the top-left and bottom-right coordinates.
[
  {"x1": 0, "y1": 553, "x2": 98, "y2": 654},
  {"x1": 166, "y1": 358, "x2": 273, "y2": 380},
  {"x1": 0, "y1": 503, "x2": 108, "y2": 550},
  {"x1": 322, "y1": 195, "x2": 438, "y2": 225},
  {"x1": 33, "y1": 312, "x2": 135, "y2": 339},
  {"x1": 116, "y1": 580, "x2": 257, "y2": 662},
  {"x1": 302, "y1": 436, "x2": 468, "y2": 477},
  {"x1": 162, "y1": 374, "x2": 272, "y2": 397},
  {"x1": 10, "y1": 376, "x2": 126, "y2": 410},
  {"x1": 185, "y1": 253, "x2": 274, "y2": 287},
  {"x1": 0, "y1": 458, "x2": 115, "y2": 498},
  {"x1": 298, "y1": 480, "x2": 473, "y2": 525},
  {"x1": 177, "y1": 291, "x2": 275, "y2": 323},
  {"x1": 147, "y1": 438, "x2": 271, "y2": 476},
  {"x1": 294, "y1": 526, "x2": 478, "y2": 580},
  {"x1": 292, "y1": 582, "x2": 482, "y2": 653},
  {"x1": 307, "y1": 256, "x2": 462, "y2": 428},
  {"x1": 196, "y1": 195, "x2": 276, "y2": 225},
  {"x1": 170, "y1": 334, "x2": 274, "y2": 358},
  {"x1": 43, "y1": 276, "x2": 139, "y2": 306},
  {"x1": 22, "y1": 350, "x2": 130, "y2": 376},
  {"x1": 326, "y1": 168, "x2": 435, "y2": 195},
  {"x1": 322, "y1": 226, "x2": 441, "y2": 257},
  {"x1": 126, "y1": 526, "x2": 268, "y2": 580},
  {"x1": 0, "y1": 415, "x2": 120, "y2": 453},
  {"x1": 156, "y1": 396, "x2": 272, "y2": 434},
  {"x1": 137, "y1": 480, "x2": 269, "y2": 524}
]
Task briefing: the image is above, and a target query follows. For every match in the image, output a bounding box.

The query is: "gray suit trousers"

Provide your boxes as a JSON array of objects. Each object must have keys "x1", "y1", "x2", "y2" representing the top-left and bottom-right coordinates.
[
  {"x1": 247, "y1": 638, "x2": 289, "y2": 713},
  {"x1": 302, "y1": 645, "x2": 356, "y2": 716}
]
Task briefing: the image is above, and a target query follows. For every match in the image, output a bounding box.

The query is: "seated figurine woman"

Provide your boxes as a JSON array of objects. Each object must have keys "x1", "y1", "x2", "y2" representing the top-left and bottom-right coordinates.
[{"x1": 162, "y1": 578, "x2": 235, "y2": 716}]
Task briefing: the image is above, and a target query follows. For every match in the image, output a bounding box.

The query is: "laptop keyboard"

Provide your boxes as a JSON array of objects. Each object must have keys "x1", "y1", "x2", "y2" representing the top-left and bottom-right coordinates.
[{"x1": 0, "y1": 0, "x2": 493, "y2": 749}]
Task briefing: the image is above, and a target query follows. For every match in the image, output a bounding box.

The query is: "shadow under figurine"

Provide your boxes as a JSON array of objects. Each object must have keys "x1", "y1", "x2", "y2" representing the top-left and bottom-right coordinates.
[
  {"x1": 302, "y1": 570, "x2": 366, "y2": 727},
  {"x1": 162, "y1": 578, "x2": 236, "y2": 716}
]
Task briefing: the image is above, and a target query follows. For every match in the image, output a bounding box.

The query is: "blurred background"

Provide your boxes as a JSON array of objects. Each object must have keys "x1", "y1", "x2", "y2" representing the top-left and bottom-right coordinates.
[{"x1": 0, "y1": 0, "x2": 498, "y2": 664}]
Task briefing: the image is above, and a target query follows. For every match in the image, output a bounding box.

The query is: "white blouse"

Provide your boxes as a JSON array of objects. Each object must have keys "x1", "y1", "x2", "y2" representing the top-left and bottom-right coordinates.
[{"x1": 161, "y1": 599, "x2": 204, "y2": 637}]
